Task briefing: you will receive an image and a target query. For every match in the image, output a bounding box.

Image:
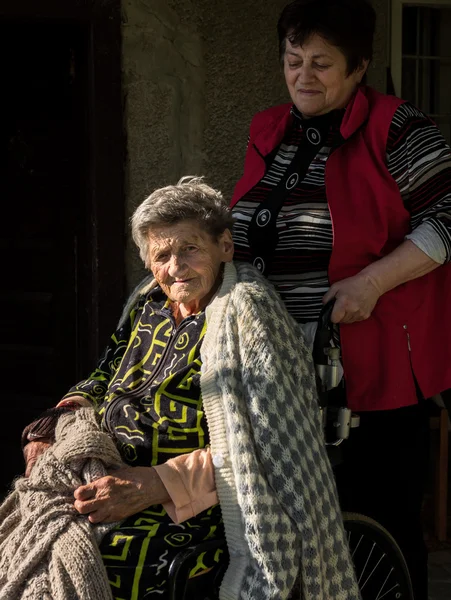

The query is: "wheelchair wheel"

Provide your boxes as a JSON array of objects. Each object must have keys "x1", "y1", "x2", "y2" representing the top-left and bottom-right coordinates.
[{"x1": 343, "y1": 512, "x2": 414, "y2": 600}]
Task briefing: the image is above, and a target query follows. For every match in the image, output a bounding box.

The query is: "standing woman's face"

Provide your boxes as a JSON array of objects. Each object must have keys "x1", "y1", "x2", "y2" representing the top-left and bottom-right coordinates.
[{"x1": 283, "y1": 34, "x2": 368, "y2": 118}]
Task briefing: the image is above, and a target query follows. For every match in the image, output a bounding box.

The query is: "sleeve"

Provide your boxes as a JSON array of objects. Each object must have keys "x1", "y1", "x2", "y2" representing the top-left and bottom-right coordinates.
[
  {"x1": 386, "y1": 103, "x2": 451, "y2": 264},
  {"x1": 153, "y1": 447, "x2": 218, "y2": 524},
  {"x1": 60, "y1": 298, "x2": 144, "y2": 408}
]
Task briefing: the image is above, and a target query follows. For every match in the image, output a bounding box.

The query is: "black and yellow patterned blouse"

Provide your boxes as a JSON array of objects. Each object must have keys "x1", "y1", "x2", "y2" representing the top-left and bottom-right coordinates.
[
  {"x1": 63, "y1": 288, "x2": 224, "y2": 600},
  {"x1": 64, "y1": 288, "x2": 209, "y2": 467}
]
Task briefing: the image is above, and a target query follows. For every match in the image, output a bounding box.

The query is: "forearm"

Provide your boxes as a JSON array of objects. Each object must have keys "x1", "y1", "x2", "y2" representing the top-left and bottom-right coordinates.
[
  {"x1": 137, "y1": 466, "x2": 171, "y2": 506},
  {"x1": 361, "y1": 240, "x2": 440, "y2": 296}
]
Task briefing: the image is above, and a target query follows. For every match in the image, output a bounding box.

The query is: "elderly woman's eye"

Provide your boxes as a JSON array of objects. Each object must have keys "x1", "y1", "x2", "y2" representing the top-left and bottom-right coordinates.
[
  {"x1": 185, "y1": 245, "x2": 198, "y2": 253},
  {"x1": 288, "y1": 62, "x2": 301, "y2": 69},
  {"x1": 314, "y1": 63, "x2": 330, "y2": 70}
]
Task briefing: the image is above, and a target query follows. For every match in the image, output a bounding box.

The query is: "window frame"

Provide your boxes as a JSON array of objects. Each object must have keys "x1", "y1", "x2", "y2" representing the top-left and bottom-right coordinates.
[{"x1": 391, "y1": 0, "x2": 451, "y2": 97}]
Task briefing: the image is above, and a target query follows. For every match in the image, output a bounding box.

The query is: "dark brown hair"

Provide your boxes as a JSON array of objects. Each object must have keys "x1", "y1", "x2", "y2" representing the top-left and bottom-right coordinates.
[{"x1": 277, "y1": 0, "x2": 376, "y2": 75}]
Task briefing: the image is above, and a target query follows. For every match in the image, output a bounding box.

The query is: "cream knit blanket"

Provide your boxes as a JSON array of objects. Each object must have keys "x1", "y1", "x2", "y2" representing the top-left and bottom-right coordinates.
[
  {"x1": 201, "y1": 262, "x2": 361, "y2": 600},
  {"x1": 0, "y1": 408, "x2": 123, "y2": 600}
]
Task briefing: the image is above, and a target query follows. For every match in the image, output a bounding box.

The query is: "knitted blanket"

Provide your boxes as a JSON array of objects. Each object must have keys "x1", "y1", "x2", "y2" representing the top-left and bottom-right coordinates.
[
  {"x1": 201, "y1": 262, "x2": 361, "y2": 600},
  {"x1": 0, "y1": 408, "x2": 123, "y2": 600}
]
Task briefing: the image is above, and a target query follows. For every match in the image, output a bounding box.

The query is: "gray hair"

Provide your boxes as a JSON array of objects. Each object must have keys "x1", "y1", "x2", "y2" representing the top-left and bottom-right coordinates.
[{"x1": 131, "y1": 176, "x2": 234, "y2": 264}]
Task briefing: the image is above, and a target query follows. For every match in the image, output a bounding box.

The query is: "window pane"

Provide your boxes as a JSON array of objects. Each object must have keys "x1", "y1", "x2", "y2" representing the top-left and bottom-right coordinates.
[
  {"x1": 432, "y1": 116, "x2": 451, "y2": 145},
  {"x1": 417, "y1": 59, "x2": 451, "y2": 117},
  {"x1": 402, "y1": 58, "x2": 417, "y2": 105},
  {"x1": 402, "y1": 6, "x2": 418, "y2": 55},
  {"x1": 418, "y1": 7, "x2": 451, "y2": 58},
  {"x1": 402, "y1": 6, "x2": 451, "y2": 58},
  {"x1": 401, "y1": 5, "x2": 451, "y2": 143}
]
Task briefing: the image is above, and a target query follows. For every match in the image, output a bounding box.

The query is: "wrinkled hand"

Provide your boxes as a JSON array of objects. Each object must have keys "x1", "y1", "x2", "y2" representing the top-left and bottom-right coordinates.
[
  {"x1": 22, "y1": 404, "x2": 81, "y2": 477},
  {"x1": 323, "y1": 272, "x2": 382, "y2": 324},
  {"x1": 73, "y1": 466, "x2": 169, "y2": 523},
  {"x1": 23, "y1": 440, "x2": 52, "y2": 477}
]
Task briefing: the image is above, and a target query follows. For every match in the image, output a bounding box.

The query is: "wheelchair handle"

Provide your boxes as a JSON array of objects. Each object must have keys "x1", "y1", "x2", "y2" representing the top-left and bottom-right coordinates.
[{"x1": 312, "y1": 299, "x2": 335, "y2": 367}]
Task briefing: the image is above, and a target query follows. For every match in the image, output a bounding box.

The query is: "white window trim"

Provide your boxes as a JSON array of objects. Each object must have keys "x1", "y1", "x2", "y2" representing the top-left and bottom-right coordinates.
[{"x1": 391, "y1": 0, "x2": 451, "y2": 97}]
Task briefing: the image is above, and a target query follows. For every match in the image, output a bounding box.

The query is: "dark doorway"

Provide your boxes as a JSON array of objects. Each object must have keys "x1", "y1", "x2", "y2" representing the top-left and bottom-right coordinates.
[
  {"x1": 1, "y1": 21, "x2": 87, "y2": 397},
  {"x1": 0, "y1": 7, "x2": 124, "y2": 493}
]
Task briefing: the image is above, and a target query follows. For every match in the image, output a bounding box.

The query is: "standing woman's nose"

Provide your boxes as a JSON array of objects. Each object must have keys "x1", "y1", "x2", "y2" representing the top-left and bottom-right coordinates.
[{"x1": 297, "y1": 63, "x2": 315, "y2": 83}]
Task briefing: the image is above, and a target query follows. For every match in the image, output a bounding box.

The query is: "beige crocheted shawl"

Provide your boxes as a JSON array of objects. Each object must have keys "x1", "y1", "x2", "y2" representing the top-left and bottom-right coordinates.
[{"x1": 0, "y1": 408, "x2": 123, "y2": 600}]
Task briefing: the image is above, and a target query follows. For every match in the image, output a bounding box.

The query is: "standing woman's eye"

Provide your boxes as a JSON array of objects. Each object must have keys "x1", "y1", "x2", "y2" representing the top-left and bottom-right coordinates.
[{"x1": 313, "y1": 63, "x2": 330, "y2": 70}]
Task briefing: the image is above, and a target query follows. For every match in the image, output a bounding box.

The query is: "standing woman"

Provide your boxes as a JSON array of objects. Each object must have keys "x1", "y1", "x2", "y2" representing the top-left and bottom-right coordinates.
[{"x1": 231, "y1": 1, "x2": 451, "y2": 598}]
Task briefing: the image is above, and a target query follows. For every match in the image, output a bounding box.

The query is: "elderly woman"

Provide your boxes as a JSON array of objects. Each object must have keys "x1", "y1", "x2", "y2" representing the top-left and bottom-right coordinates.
[
  {"x1": 14, "y1": 178, "x2": 359, "y2": 600},
  {"x1": 230, "y1": 0, "x2": 451, "y2": 598}
]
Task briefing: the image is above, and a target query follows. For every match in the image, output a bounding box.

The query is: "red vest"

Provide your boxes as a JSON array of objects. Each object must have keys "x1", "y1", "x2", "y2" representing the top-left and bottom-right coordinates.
[{"x1": 231, "y1": 86, "x2": 451, "y2": 411}]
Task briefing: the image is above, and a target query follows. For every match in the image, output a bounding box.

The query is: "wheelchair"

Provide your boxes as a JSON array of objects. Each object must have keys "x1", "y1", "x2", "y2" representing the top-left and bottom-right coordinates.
[
  {"x1": 166, "y1": 302, "x2": 414, "y2": 600},
  {"x1": 167, "y1": 515, "x2": 413, "y2": 600}
]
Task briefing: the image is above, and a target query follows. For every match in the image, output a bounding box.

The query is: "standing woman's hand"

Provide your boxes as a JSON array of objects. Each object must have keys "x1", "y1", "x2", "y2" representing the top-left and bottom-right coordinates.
[
  {"x1": 323, "y1": 272, "x2": 382, "y2": 324},
  {"x1": 73, "y1": 466, "x2": 170, "y2": 523}
]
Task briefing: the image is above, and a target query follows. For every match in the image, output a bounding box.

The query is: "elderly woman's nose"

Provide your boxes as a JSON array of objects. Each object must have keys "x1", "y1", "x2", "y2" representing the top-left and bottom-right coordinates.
[{"x1": 168, "y1": 253, "x2": 186, "y2": 276}]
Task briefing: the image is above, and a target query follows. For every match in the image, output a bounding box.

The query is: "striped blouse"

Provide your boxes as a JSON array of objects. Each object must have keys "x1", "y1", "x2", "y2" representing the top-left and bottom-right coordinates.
[{"x1": 232, "y1": 103, "x2": 451, "y2": 324}]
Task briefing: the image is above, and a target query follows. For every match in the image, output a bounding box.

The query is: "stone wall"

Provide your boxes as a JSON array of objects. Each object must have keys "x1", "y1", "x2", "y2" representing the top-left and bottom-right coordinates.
[
  {"x1": 367, "y1": 0, "x2": 390, "y2": 93},
  {"x1": 122, "y1": 0, "x2": 390, "y2": 288}
]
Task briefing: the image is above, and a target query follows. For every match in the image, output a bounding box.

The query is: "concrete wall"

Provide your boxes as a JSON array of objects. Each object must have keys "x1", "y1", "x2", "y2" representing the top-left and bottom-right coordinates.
[
  {"x1": 122, "y1": 0, "x2": 288, "y2": 287},
  {"x1": 367, "y1": 0, "x2": 390, "y2": 93},
  {"x1": 122, "y1": 0, "x2": 390, "y2": 288}
]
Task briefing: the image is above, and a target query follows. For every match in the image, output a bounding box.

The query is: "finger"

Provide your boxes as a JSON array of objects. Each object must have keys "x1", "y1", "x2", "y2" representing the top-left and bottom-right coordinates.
[
  {"x1": 23, "y1": 441, "x2": 51, "y2": 477},
  {"x1": 343, "y1": 312, "x2": 366, "y2": 324},
  {"x1": 322, "y1": 287, "x2": 337, "y2": 305},
  {"x1": 331, "y1": 301, "x2": 347, "y2": 324},
  {"x1": 23, "y1": 441, "x2": 51, "y2": 461},
  {"x1": 88, "y1": 510, "x2": 112, "y2": 524},
  {"x1": 74, "y1": 484, "x2": 97, "y2": 501},
  {"x1": 342, "y1": 309, "x2": 367, "y2": 324},
  {"x1": 25, "y1": 459, "x2": 36, "y2": 478},
  {"x1": 339, "y1": 314, "x2": 355, "y2": 324},
  {"x1": 74, "y1": 497, "x2": 100, "y2": 514}
]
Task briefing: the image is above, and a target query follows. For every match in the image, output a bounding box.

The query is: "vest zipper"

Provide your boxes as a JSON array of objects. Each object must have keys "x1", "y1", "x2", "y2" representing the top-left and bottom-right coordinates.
[{"x1": 403, "y1": 324, "x2": 411, "y2": 351}]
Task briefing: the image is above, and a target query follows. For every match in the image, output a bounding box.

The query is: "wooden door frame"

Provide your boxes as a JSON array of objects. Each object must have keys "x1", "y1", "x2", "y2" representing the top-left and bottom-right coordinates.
[{"x1": 0, "y1": 0, "x2": 125, "y2": 374}]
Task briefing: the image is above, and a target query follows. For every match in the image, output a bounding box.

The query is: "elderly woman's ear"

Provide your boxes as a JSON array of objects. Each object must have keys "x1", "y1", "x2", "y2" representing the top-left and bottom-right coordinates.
[{"x1": 218, "y1": 229, "x2": 234, "y2": 263}]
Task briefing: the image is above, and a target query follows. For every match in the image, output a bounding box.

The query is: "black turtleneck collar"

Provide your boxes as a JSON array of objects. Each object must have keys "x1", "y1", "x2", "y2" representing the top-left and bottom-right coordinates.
[
  {"x1": 291, "y1": 104, "x2": 345, "y2": 126},
  {"x1": 291, "y1": 105, "x2": 345, "y2": 146}
]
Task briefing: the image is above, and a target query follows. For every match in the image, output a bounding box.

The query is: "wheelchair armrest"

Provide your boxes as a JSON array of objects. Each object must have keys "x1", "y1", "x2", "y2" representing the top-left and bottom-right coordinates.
[{"x1": 167, "y1": 539, "x2": 228, "y2": 600}]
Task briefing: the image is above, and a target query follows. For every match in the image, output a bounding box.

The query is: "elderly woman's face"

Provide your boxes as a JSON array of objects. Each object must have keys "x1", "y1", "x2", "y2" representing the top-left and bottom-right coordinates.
[
  {"x1": 283, "y1": 35, "x2": 368, "y2": 118},
  {"x1": 146, "y1": 220, "x2": 233, "y2": 309}
]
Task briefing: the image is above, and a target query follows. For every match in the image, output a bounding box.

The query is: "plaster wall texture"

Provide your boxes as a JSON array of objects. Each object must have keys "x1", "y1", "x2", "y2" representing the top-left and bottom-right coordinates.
[
  {"x1": 367, "y1": 0, "x2": 390, "y2": 93},
  {"x1": 122, "y1": 0, "x2": 390, "y2": 288}
]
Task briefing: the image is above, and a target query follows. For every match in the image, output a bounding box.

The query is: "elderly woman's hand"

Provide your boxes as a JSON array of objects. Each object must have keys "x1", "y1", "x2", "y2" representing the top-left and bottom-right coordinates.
[
  {"x1": 23, "y1": 440, "x2": 52, "y2": 477},
  {"x1": 323, "y1": 272, "x2": 382, "y2": 324},
  {"x1": 73, "y1": 466, "x2": 170, "y2": 523},
  {"x1": 22, "y1": 403, "x2": 82, "y2": 477}
]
